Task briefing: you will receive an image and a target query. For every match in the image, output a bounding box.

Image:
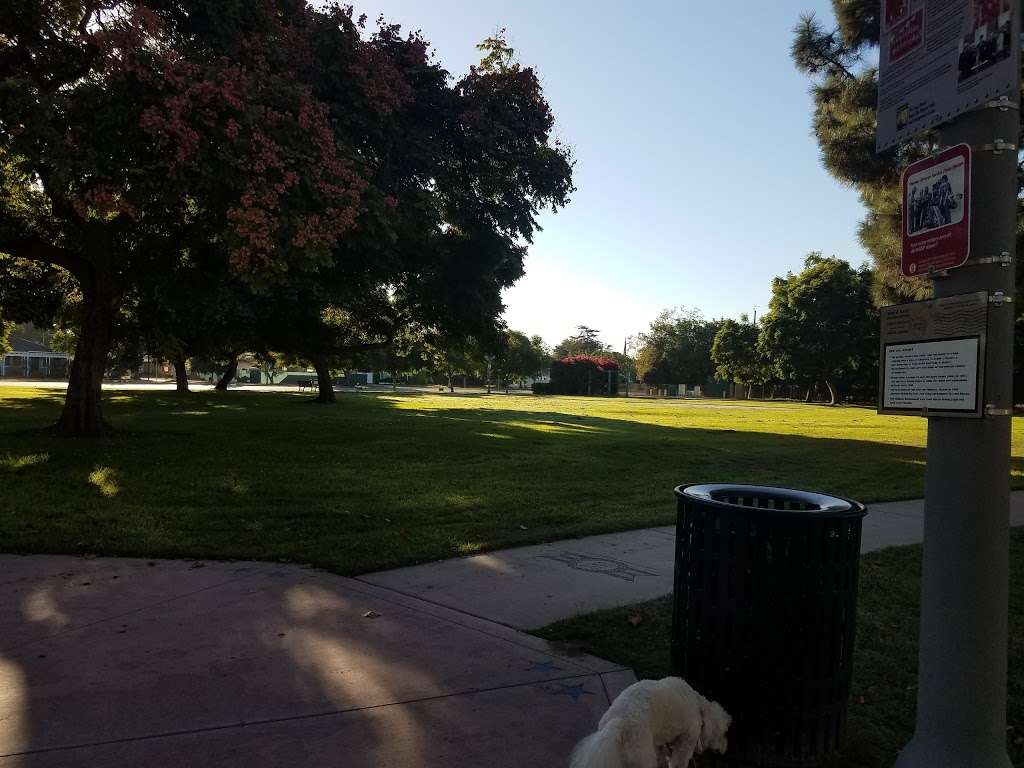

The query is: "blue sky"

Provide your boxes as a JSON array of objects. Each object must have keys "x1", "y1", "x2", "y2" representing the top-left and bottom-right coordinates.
[{"x1": 357, "y1": 0, "x2": 867, "y2": 350}]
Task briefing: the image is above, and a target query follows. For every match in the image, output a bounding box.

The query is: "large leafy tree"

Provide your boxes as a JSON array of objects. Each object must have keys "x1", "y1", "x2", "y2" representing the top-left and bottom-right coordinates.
[
  {"x1": 493, "y1": 329, "x2": 548, "y2": 392},
  {"x1": 1, "y1": 7, "x2": 573, "y2": 430},
  {"x1": 758, "y1": 253, "x2": 877, "y2": 404},
  {"x1": 553, "y1": 325, "x2": 610, "y2": 358},
  {"x1": 0, "y1": 1, "x2": 368, "y2": 434},
  {"x1": 188, "y1": 24, "x2": 573, "y2": 404},
  {"x1": 711, "y1": 316, "x2": 767, "y2": 397},
  {"x1": 427, "y1": 334, "x2": 487, "y2": 392},
  {"x1": 311, "y1": 26, "x2": 570, "y2": 402},
  {"x1": 258, "y1": 281, "x2": 400, "y2": 403},
  {"x1": 636, "y1": 308, "x2": 720, "y2": 389}
]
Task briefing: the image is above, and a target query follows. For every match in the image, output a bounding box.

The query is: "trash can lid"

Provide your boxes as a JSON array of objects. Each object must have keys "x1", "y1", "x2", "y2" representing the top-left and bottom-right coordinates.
[{"x1": 675, "y1": 483, "x2": 866, "y2": 517}]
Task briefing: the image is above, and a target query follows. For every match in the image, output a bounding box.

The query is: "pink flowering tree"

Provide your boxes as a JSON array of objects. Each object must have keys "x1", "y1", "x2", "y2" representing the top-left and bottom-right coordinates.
[
  {"x1": 0, "y1": 1, "x2": 368, "y2": 434},
  {"x1": 0, "y1": 5, "x2": 575, "y2": 422}
]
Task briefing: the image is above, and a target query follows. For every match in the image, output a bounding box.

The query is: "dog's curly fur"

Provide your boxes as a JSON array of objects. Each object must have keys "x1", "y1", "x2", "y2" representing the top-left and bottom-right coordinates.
[{"x1": 569, "y1": 677, "x2": 731, "y2": 768}]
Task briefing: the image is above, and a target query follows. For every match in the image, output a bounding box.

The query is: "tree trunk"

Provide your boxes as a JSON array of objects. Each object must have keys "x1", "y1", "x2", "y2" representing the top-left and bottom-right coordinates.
[
  {"x1": 824, "y1": 379, "x2": 837, "y2": 405},
  {"x1": 447, "y1": 371, "x2": 454, "y2": 392},
  {"x1": 214, "y1": 351, "x2": 239, "y2": 391},
  {"x1": 311, "y1": 356, "x2": 335, "y2": 403},
  {"x1": 53, "y1": 271, "x2": 115, "y2": 437},
  {"x1": 173, "y1": 354, "x2": 190, "y2": 393},
  {"x1": 805, "y1": 386, "x2": 814, "y2": 403},
  {"x1": 747, "y1": 383, "x2": 754, "y2": 399}
]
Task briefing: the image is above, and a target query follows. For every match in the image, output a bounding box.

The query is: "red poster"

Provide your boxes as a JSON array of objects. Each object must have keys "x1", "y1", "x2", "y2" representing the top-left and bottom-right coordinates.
[
  {"x1": 901, "y1": 144, "x2": 971, "y2": 277},
  {"x1": 889, "y1": 10, "x2": 925, "y2": 63},
  {"x1": 885, "y1": 0, "x2": 910, "y2": 28}
]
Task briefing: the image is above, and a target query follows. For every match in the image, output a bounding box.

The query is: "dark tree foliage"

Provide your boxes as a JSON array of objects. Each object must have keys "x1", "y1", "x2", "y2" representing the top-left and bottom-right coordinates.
[
  {"x1": 758, "y1": 253, "x2": 877, "y2": 405},
  {"x1": 553, "y1": 326, "x2": 611, "y2": 358},
  {"x1": 493, "y1": 330, "x2": 548, "y2": 392},
  {"x1": 0, "y1": 1, "x2": 367, "y2": 433},
  {"x1": 635, "y1": 309, "x2": 720, "y2": 389},
  {"x1": 711, "y1": 317, "x2": 768, "y2": 396},
  {"x1": 0, "y1": 4, "x2": 574, "y2": 426}
]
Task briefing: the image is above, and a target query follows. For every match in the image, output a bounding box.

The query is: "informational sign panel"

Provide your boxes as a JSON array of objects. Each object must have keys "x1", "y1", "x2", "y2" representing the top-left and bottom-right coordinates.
[
  {"x1": 879, "y1": 291, "x2": 987, "y2": 417},
  {"x1": 901, "y1": 144, "x2": 971, "y2": 276},
  {"x1": 877, "y1": 0, "x2": 1019, "y2": 151}
]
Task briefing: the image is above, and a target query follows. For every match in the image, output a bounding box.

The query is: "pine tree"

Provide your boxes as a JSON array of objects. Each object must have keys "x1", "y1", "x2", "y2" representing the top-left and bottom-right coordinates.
[{"x1": 791, "y1": 0, "x2": 1024, "y2": 301}]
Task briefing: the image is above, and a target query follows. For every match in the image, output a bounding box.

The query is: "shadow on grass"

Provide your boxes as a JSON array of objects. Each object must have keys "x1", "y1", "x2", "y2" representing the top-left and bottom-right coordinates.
[{"x1": 0, "y1": 389, "x2": 992, "y2": 575}]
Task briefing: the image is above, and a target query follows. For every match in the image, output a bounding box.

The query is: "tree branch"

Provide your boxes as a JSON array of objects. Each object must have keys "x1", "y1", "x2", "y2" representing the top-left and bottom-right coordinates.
[{"x1": 0, "y1": 233, "x2": 87, "y2": 279}]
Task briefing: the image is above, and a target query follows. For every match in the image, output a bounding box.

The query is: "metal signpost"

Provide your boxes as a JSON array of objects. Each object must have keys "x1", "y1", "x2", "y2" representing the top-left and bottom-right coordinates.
[{"x1": 877, "y1": 1, "x2": 1020, "y2": 766}]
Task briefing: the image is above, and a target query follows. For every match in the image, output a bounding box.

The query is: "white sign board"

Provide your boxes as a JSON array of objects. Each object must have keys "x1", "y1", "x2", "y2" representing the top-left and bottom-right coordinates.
[
  {"x1": 877, "y1": 0, "x2": 1019, "y2": 151},
  {"x1": 878, "y1": 291, "x2": 987, "y2": 417},
  {"x1": 883, "y1": 338, "x2": 979, "y2": 411}
]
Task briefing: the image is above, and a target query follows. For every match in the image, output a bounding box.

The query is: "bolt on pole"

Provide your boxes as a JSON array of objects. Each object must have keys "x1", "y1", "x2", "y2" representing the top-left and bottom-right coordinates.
[{"x1": 894, "y1": 97, "x2": 1018, "y2": 768}]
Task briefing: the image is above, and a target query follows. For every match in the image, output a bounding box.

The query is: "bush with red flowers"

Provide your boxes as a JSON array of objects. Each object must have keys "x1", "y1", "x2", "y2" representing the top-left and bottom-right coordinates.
[{"x1": 547, "y1": 355, "x2": 620, "y2": 396}]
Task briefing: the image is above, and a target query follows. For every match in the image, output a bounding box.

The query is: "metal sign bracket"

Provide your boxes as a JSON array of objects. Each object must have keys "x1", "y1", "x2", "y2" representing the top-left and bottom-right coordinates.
[
  {"x1": 977, "y1": 139, "x2": 1017, "y2": 154},
  {"x1": 988, "y1": 292, "x2": 1013, "y2": 306},
  {"x1": 982, "y1": 97, "x2": 1019, "y2": 111},
  {"x1": 967, "y1": 252, "x2": 1013, "y2": 268}
]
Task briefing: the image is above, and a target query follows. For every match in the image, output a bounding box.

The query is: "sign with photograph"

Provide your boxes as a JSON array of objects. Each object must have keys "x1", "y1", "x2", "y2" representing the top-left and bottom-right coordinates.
[
  {"x1": 877, "y1": 0, "x2": 1019, "y2": 151},
  {"x1": 901, "y1": 144, "x2": 970, "y2": 276},
  {"x1": 879, "y1": 291, "x2": 987, "y2": 417}
]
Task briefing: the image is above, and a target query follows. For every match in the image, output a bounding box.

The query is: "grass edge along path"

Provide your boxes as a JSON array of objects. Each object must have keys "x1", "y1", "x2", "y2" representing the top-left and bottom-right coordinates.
[{"x1": 2, "y1": 386, "x2": 1024, "y2": 574}]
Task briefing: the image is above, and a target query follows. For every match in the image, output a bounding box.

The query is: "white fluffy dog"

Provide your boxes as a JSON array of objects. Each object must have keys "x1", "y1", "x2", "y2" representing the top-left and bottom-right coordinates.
[{"x1": 569, "y1": 677, "x2": 731, "y2": 768}]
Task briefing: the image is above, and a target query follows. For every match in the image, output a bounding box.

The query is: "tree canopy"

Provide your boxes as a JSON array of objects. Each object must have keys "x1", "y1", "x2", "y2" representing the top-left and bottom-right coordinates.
[
  {"x1": 0, "y1": 3, "x2": 574, "y2": 431},
  {"x1": 553, "y1": 325, "x2": 610, "y2": 358},
  {"x1": 493, "y1": 330, "x2": 548, "y2": 391},
  {"x1": 711, "y1": 317, "x2": 767, "y2": 395},
  {"x1": 758, "y1": 253, "x2": 877, "y2": 404},
  {"x1": 635, "y1": 308, "x2": 719, "y2": 389}
]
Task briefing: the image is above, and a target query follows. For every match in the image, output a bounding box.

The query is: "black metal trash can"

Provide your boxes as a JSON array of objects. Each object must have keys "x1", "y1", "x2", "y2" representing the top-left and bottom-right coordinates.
[{"x1": 671, "y1": 484, "x2": 867, "y2": 768}]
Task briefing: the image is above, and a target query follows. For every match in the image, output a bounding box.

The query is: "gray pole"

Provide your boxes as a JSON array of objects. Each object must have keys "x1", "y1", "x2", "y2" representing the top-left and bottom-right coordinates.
[
  {"x1": 624, "y1": 336, "x2": 630, "y2": 397},
  {"x1": 894, "y1": 99, "x2": 1018, "y2": 768}
]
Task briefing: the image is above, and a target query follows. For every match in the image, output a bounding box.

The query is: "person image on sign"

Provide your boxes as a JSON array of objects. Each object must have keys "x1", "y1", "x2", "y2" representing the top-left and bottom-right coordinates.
[
  {"x1": 885, "y1": 0, "x2": 908, "y2": 27},
  {"x1": 907, "y1": 175, "x2": 962, "y2": 235},
  {"x1": 958, "y1": 0, "x2": 1013, "y2": 81},
  {"x1": 936, "y1": 174, "x2": 955, "y2": 225}
]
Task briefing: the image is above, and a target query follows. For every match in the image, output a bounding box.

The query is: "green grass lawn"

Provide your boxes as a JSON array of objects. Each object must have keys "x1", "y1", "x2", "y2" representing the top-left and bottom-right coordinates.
[
  {"x1": 536, "y1": 530, "x2": 1024, "y2": 768},
  {"x1": 2, "y1": 385, "x2": 1024, "y2": 574}
]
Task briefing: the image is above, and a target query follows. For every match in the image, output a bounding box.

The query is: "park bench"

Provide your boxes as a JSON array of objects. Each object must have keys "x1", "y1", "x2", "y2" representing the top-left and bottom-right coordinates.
[{"x1": 297, "y1": 378, "x2": 316, "y2": 392}]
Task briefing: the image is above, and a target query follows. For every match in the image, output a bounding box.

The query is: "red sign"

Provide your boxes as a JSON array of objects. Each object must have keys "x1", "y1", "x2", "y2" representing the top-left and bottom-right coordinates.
[
  {"x1": 901, "y1": 144, "x2": 971, "y2": 277},
  {"x1": 885, "y1": 0, "x2": 910, "y2": 29},
  {"x1": 889, "y1": 10, "x2": 924, "y2": 63}
]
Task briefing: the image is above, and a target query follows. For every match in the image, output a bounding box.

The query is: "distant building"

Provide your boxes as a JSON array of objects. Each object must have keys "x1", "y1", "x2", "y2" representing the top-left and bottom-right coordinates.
[{"x1": 1, "y1": 334, "x2": 71, "y2": 379}]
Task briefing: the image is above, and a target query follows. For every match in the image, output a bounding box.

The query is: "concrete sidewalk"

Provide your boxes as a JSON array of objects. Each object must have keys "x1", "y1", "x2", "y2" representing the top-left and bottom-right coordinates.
[
  {"x1": 0, "y1": 556, "x2": 634, "y2": 767},
  {"x1": 360, "y1": 492, "x2": 1024, "y2": 630}
]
